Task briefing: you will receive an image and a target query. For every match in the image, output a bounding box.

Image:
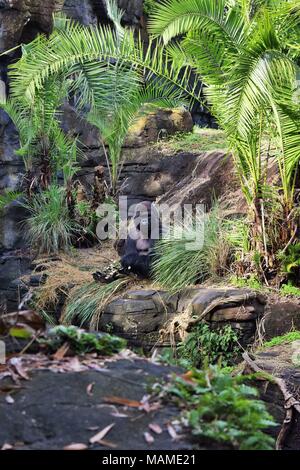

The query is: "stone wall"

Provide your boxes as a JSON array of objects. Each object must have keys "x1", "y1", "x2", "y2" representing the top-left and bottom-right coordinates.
[{"x1": 99, "y1": 287, "x2": 267, "y2": 349}]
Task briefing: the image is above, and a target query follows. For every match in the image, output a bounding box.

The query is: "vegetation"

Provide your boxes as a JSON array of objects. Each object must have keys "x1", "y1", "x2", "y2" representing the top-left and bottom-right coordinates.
[
  {"x1": 0, "y1": 76, "x2": 77, "y2": 193},
  {"x1": 43, "y1": 325, "x2": 126, "y2": 355},
  {"x1": 279, "y1": 283, "x2": 300, "y2": 297},
  {"x1": 156, "y1": 127, "x2": 227, "y2": 153},
  {"x1": 177, "y1": 323, "x2": 241, "y2": 368},
  {"x1": 152, "y1": 205, "x2": 249, "y2": 291},
  {"x1": 0, "y1": 190, "x2": 23, "y2": 214},
  {"x1": 278, "y1": 243, "x2": 300, "y2": 284},
  {"x1": 263, "y1": 331, "x2": 300, "y2": 348},
  {"x1": 143, "y1": 0, "x2": 158, "y2": 16},
  {"x1": 155, "y1": 366, "x2": 276, "y2": 450},
  {"x1": 62, "y1": 279, "x2": 129, "y2": 329},
  {"x1": 150, "y1": 0, "x2": 300, "y2": 285},
  {"x1": 22, "y1": 185, "x2": 79, "y2": 254},
  {"x1": 0, "y1": 0, "x2": 299, "y2": 280}
]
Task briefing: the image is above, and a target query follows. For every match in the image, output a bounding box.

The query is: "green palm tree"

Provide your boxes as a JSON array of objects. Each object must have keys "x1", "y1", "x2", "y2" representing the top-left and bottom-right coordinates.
[
  {"x1": 4, "y1": 0, "x2": 300, "y2": 275},
  {"x1": 0, "y1": 76, "x2": 77, "y2": 193},
  {"x1": 149, "y1": 0, "x2": 300, "y2": 268}
]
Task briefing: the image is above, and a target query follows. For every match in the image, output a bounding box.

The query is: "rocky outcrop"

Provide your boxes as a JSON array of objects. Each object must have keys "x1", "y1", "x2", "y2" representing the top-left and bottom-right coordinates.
[
  {"x1": 261, "y1": 301, "x2": 300, "y2": 340},
  {"x1": 0, "y1": 355, "x2": 196, "y2": 450},
  {"x1": 125, "y1": 108, "x2": 194, "y2": 147},
  {"x1": 245, "y1": 342, "x2": 300, "y2": 450},
  {"x1": 99, "y1": 287, "x2": 267, "y2": 348}
]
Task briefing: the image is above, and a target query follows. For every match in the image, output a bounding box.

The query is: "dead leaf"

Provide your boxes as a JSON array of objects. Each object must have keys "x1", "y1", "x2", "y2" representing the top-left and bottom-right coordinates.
[
  {"x1": 89, "y1": 423, "x2": 115, "y2": 444},
  {"x1": 181, "y1": 371, "x2": 196, "y2": 384},
  {"x1": 86, "y1": 382, "x2": 95, "y2": 396},
  {"x1": 149, "y1": 423, "x2": 162, "y2": 434},
  {"x1": 5, "y1": 395, "x2": 14, "y2": 404},
  {"x1": 110, "y1": 411, "x2": 128, "y2": 418},
  {"x1": 63, "y1": 443, "x2": 88, "y2": 451},
  {"x1": 67, "y1": 357, "x2": 84, "y2": 372},
  {"x1": 97, "y1": 439, "x2": 117, "y2": 448},
  {"x1": 144, "y1": 432, "x2": 154, "y2": 444},
  {"x1": 167, "y1": 424, "x2": 178, "y2": 440},
  {"x1": 53, "y1": 342, "x2": 70, "y2": 361},
  {"x1": 9, "y1": 357, "x2": 29, "y2": 380},
  {"x1": 103, "y1": 396, "x2": 142, "y2": 408},
  {"x1": 1, "y1": 443, "x2": 13, "y2": 450}
]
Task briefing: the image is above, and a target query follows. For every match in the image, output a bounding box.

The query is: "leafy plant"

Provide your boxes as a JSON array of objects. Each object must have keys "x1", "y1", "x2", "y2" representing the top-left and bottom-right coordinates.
[
  {"x1": 42, "y1": 325, "x2": 126, "y2": 355},
  {"x1": 22, "y1": 185, "x2": 79, "y2": 254},
  {"x1": 143, "y1": 0, "x2": 158, "y2": 16},
  {"x1": 0, "y1": 76, "x2": 77, "y2": 192},
  {"x1": 149, "y1": 0, "x2": 300, "y2": 281},
  {"x1": 278, "y1": 243, "x2": 300, "y2": 285},
  {"x1": 279, "y1": 283, "x2": 300, "y2": 297},
  {"x1": 0, "y1": 190, "x2": 23, "y2": 214},
  {"x1": 155, "y1": 366, "x2": 276, "y2": 450},
  {"x1": 229, "y1": 274, "x2": 263, "y2": 290},
  {"x1": 177, "y1": 323, "x2": 241, "y2": 368}
]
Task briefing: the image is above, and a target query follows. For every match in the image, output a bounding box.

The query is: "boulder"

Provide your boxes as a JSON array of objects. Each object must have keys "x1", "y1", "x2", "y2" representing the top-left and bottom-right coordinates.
[
  {"x1": 125, "y1": 108, "x2": 194, "y2": 147},
  {"x1": 262, "y1": 302, "x2": 300, "y2": 340},
  {"x1": 245, "y1": 342, "x2": 300, "y2": 449}
]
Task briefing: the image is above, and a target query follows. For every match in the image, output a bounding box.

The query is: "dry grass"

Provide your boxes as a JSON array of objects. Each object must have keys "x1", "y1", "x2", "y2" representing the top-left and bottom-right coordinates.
[
  {"x1": 31, "y1": 243, "x2": 155, "y2": 328},
  {"x1": 32, "y1": 242, "x2": 119, "y2": 312}
]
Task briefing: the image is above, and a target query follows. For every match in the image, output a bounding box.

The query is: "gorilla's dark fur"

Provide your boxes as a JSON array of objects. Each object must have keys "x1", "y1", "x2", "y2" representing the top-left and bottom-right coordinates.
[{"x1": 120, "y1": 201, "x2": 162, "y2": 278}]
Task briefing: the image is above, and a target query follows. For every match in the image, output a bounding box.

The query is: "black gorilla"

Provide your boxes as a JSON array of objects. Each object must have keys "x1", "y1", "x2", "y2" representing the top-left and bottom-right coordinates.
[
  {"x1": 120, "y1": 201, "x2": 161, "y2": 278},
  {"x1": 93, "y1": 201, "x2": 162, "y2": 283}
]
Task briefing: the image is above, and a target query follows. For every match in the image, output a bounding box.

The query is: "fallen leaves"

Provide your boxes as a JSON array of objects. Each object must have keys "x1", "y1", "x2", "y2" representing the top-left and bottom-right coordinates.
[
  {"x1": 143, "y1": 432, "x2": 154, "y2": 444},
  {"x1": 9, "y1": 357, "x2": 29, "y2": 380},
  {"x1": 5, "y1": 395, "x2": 14, "y2": 405},
  {"x1": 167, "y1": 424, "x2": 179, "y2": 441},
  {"x1": 89, "y1": 423, "x2": 115, "y2": 444},
  {"x1": 1, "y1": 443, "x2": 13, "y2": 451},
  {"x1": 53, "y1": 342, "x2": 70, "y2": 361},
  {"x1": 63, "y1": 443, "x2": 88, "y2": 451},
  {"x1": 103, "y1": 396, "x2": 142, "y2": 408},
  {"x1": 149, "y1": 423, "x2": 162, "y2": 435},
  {"x1": 86, "y1": 382, "x2": 95, "y2": 396}
]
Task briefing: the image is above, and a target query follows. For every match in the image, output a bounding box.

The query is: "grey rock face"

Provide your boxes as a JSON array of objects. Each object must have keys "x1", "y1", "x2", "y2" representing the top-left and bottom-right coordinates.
[{"x1": 99, "y1": 287, "x2": 266, "y2": 348}]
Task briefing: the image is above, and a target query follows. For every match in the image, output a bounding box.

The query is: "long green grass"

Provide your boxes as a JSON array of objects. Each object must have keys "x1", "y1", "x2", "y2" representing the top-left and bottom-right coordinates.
[
  {"x1": 152, "y1": 207, "x2": 225, "y2": 292},
  {"x1": 62, "y1": 279, "x2": 129, "y2": 329},
  {"x1": 22, "y1": 185, "x2": 78, "y2": 254}
]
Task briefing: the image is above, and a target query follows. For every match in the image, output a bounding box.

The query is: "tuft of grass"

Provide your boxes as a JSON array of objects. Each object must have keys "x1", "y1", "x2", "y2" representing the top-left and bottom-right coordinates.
[
  {"x1": 156, "y1": 127, "x2": 227, "y2": 154},
  {"x1": 62, "y1": 279, "x2": 130, "y2": 329},
  {"x1": 152, "y1": 206, "x2": 245, "y2": 292},
  {"x1": 279, "y1": 284, "x2": 300, "y2": 297},
  {"x1": 22, "y1": 185, "x2": 78, "y2": 254},
  {"x1": 229, "y1": 275, "x2": 263, "y2": 290},
  {"x1": 263, "y1": 331, "x2": 300, "y2": 349}
]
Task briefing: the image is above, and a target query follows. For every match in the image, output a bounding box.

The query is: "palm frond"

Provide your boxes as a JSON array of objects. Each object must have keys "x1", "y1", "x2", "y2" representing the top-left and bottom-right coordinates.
[
  {"x1": 8, "y1": 20, "x2": 201, "y2": 107},
  {"x1": 149, "y1": 0, "x2": 246, "y2": 47}
]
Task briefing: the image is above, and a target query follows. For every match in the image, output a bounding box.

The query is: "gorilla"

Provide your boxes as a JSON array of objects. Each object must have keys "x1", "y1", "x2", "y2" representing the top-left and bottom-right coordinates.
[
  {"x1": 120, "y1": 200, "x2": 161, "y2": 278},
  {"x1": 93, "y1": 200, "x2": 163, "y2": 283}
]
